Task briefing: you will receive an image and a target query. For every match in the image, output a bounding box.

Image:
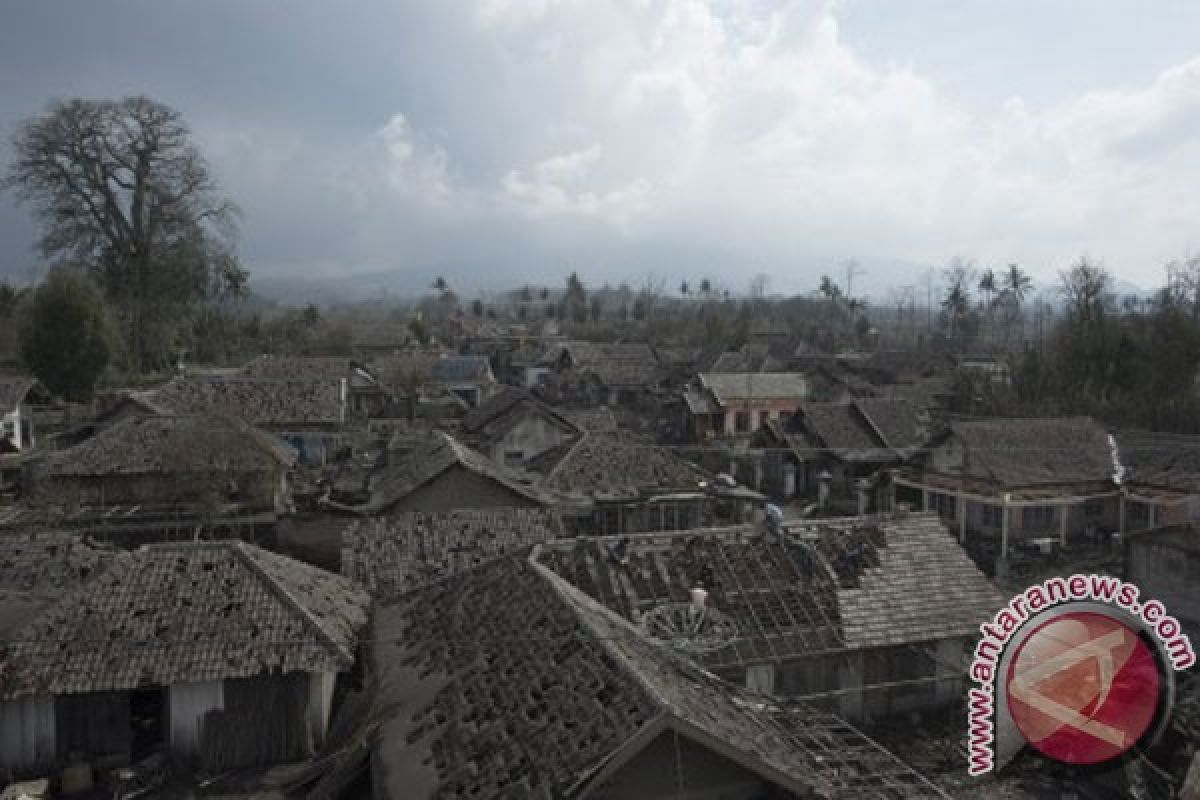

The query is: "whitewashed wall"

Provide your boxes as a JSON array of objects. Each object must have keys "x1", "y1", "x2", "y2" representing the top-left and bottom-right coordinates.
[
  {"x1": 0, "y1": 695, "x2": 55, "y2": 772},
  {"x1": 169, "y1": 680, "x2": 224, "y2": 756}
]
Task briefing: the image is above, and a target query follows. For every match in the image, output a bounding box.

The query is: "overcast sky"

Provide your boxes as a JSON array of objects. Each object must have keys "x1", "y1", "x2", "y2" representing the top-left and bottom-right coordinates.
[{"x1": 3, "y1": 0, "x2": 1200, "y2": 298}]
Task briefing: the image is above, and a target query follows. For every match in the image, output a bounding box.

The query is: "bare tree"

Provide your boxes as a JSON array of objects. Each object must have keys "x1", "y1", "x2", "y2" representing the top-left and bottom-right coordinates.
[{"x1": 5, "y1": 96, "x2": 246, "y2": 372}]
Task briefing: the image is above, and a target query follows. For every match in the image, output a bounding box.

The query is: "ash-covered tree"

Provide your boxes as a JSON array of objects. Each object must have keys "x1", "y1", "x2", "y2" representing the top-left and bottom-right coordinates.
[
  {"x1": 19, "y1": 270, "x2": 110, "y2": 401},
  {"x1": 4, "y1": 96, "x2": 247, "y2": 373}
]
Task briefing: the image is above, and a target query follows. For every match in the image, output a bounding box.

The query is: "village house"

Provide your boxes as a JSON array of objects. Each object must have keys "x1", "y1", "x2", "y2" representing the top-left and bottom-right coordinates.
[
  {"x1": 0, "y1": 376, "x2": 51, "y2": 455},
  {"x1": 429, "y1": 354, "x2": 496, "y2": 408},
  {"x1": 459, "y1": 387, "x2": 581, "y2": 468},
  {"x1": 21, "y1": 415, "x2": 297, "y2": 541},
  {"x1": 684, "y1": 372, "x2": 809, "y2": 441},
  {"x1": 541, "y1": 341, "x2": 661, "y2": 406},
  {"x1": 238, "y1": 355, "x2": 390, "y2": 419},
  {"x1": 752, "y1": 397, "x2": 930, "y2": 508},
  {"x1": 536, "y1": 512, "x2": 1002, "y2": 723},
  {"x1": 139, "y1": 374, "x2": 348, "y2": 465},
  {"x1": 533, "y1": 428, "x2": 722, "y2": 535},
  {"x1": 341, "y1": 507, "x2": 562, "y2": 598},
  {"x1": 0, "y1": 540, "x2": 369, "y2": 776},
  {"x1": 371, "y1": 551, "x2": 952, "y2": 800},
  {"x1": 1112, "y1": 429, "x2": 1200, "y2": 529},
  {"x1": 890, "y1": 417, "x2": 1185, "y2": 576},
  {"x1": 353, "y1": 431, "x2": 554, "y2": 515},
  {"x1": 707, "y1": 343, "x2": 789, "y2": 374}
]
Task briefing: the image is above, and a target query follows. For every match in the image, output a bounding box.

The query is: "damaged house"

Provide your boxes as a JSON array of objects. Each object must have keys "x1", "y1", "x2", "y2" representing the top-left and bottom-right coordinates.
[
  {"x1": 459, "y1": 387, "x2": 582, "y2": 469},
  {"x1": 354, "y1": 431, "x2": 555, "y2": 515},
  {"x1": 536, "y1": 512, "x2": 1002, "y2": 723},
  {"x1": 341, "y1": 507, "x2": 563, "y2": 598},
  {"x1": 890, "y1": 417, "x2": 1195, "y2": 571},
  {"x1": 543, "y1": 341, "x2": 661, "y2": 407},
  {"x1": 21, "y1": 415, "x2": 297, "y2": 540},
  {"x1": 0, "y1": 540, "x2": 369, "y2": 775},
  {"x1": 533, "y1": 429, "x2": 720, "y2": 535},
  {"x1": 238, "y1": 355, "x2": 389, "y2": 419},
  {"x1": 141, "y1": 374, "x2": 349, "y2": 465},
  {"x1": 752, "y1": 397, "x2": 929, "y2": 508},
  {"x1": 371, "y1": 551, "x2": 952, "y2": 799}
]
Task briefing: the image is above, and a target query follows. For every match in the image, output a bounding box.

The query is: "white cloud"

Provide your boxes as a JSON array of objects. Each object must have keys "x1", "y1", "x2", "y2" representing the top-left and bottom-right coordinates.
[{"x1": 313, "y1": 0, "x2": 1200, "y2": 290}]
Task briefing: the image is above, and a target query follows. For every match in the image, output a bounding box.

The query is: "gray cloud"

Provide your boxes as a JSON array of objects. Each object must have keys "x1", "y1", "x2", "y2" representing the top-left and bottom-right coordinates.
[{"x1": 4, "y1": 0, "x2": 1200, "y2": 298}]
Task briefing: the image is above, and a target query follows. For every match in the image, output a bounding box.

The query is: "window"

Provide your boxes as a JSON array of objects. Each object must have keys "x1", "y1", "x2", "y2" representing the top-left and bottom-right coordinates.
[
  {"x1": 735, "y1": 411, "x2": 752, "y2": 433},
  {"x1": 759, "y1": 410, "x2": 770, "y2": 429},
  {"x1": 746, "y1": 664, "x2": 775, "y2": 695},
  {"x1": 981, "y1": 504, "x2": 1003, "y2": 528},
  {"x1": 504, "y1": 450, "x2": 525, "y2": 467},
  {"x1": 1022, "y1": 506, "x2": 1056, "y2": 531},
  {"x1": 1084, "y1": 498, "x2": 1106, "y2": 518}
]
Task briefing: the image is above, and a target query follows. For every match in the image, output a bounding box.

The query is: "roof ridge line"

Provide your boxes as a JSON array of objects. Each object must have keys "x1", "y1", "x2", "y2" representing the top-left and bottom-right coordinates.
[{"x1": 231, "y1": 541, "x2": 354, "y2": 666}]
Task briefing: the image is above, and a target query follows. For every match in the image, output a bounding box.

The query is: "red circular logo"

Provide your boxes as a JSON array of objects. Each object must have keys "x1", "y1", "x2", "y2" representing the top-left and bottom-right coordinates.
[{"x1": 1006, "y1": 611, "x2": 1161, "y2": 765}]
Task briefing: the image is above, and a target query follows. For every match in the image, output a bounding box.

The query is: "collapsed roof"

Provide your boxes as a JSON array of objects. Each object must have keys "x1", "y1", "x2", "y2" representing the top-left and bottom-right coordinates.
[{"x1": 373, "y1": 552, "x2": 952, "y2": 799}]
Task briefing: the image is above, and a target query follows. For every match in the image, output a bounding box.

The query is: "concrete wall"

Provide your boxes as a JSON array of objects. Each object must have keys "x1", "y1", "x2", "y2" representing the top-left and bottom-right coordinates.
[
  {"x1": 485, "y1": 415, "x2": 573, "y2": 467},
  {"x1": 591, "y1": 729, "x2": 775, "y2": 800},
  {"x1": 391, "y1": 465, "x2": 541, "y2": 513}
]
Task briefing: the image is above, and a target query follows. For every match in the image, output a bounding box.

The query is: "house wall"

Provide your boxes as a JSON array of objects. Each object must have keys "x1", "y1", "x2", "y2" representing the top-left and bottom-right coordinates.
[
  {"x1": 198, "y1": 673, "x2": 317, "y2": 771},
  {"x1": 1127, "y1": 539, "x2": 1200, "y2": 632},
  {"x1": 169, "y1": 680, "x2": 225, "y2": 757},
  {"x1": 307, "y1": 671, "x2": 337, "y2": 748},
  {"x1": 485, "y1": 414, "x2": 573, "y2": 467},
  {"x1": 720, "y1": 402, "x2": 796, "y2": 436},
  {"x1": 0, "y1": 695, "x2": 56, "y2": 774},
  {"x1": 590, "y1": 729, "x2": 777, "y2": 800},
  {"x1": 35, "y1": 468, "x2": 283, "y2": 511},
  {"x1": 390, "y1": 466, "x2": 541, "y2": 513}
]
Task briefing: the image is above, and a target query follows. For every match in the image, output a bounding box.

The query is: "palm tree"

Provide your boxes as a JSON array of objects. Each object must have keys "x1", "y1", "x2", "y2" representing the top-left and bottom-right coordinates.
[
  {"x1": 699, "y1": 278, "x2": 712, "y2": 298},
  {"x1": 432, "y1": 276, "x2": 449, "y2": 293},
  {"x1": 1004, "y1": 264, "x2": 1031, "y2": 304},
  {"x1": 1002, "y1": 263, "x2": 1032, "y2": 345},
  {"x1": 978, "y1": 269, "x2": 996, "y2": 309},
  {"x1": 680, "y1": 280, "x2": 690, "y2": 298}
]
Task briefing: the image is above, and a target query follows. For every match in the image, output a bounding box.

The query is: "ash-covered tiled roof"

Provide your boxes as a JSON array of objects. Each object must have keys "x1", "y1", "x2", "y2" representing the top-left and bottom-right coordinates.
[
  {"x1": 0, "y1": 532, "x2": 113, "y2": 638},
  {"x1": 855, "y1": 397, "x2": 930, "y2": 455},
  {"x1": 536, "y1": 513, "x2": 1000, "y2": 669},
  {"x1": 147, "y1": 375, "x2": 346, "y2": 428},
  {"x1": 460, "y1": 387, "x2": 576, "y2": 438},
  {"x1": 539, "y1": 430, "x2": 708, "y2": 498},
  {"x1": 838, "y1": 514, "x2": 1006, "y2": 649},
  {"x1": 0, "y1": 541, "x2": 369, "y2": 699},
  {"x1": 581, "y1": 358, "x2": 660, "y2": 389},
  {"x1": 699, "y1": 372, "x2": 808, "y2": 405},
  {"x1": 373, "y1": 554, "x2": 950, "y2": 800},
  {"x1": 31, "y1": 414, "x2": 297, "y2": 477},
  {"x1": 341, "y1": 508, "x2": 561, "y2": 599},
  {"x1": 1115, "y1": 430, "x2": 1200, "y2": 493},
  {"x1": 561, "y1": 407, "x2": 619, "y2": 433},
  {"x1": 943, "y1": 417, "x2": 1113, "y2": 488},
  {"x1": 799, "y1": 403, "x2": 894, "y2": 462},
  {"x1": 430, "y1": 354, "x2": 494, "y2": 383},
  {"x1": 241, "y1": 355, "x2": 353, "y2": 382},
  {"x1": 0, "y1": 531, "x2": 110, "y2": 593},
  {"x1": 366, "y1": 431, "x2": 552, "y2": 512}
]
